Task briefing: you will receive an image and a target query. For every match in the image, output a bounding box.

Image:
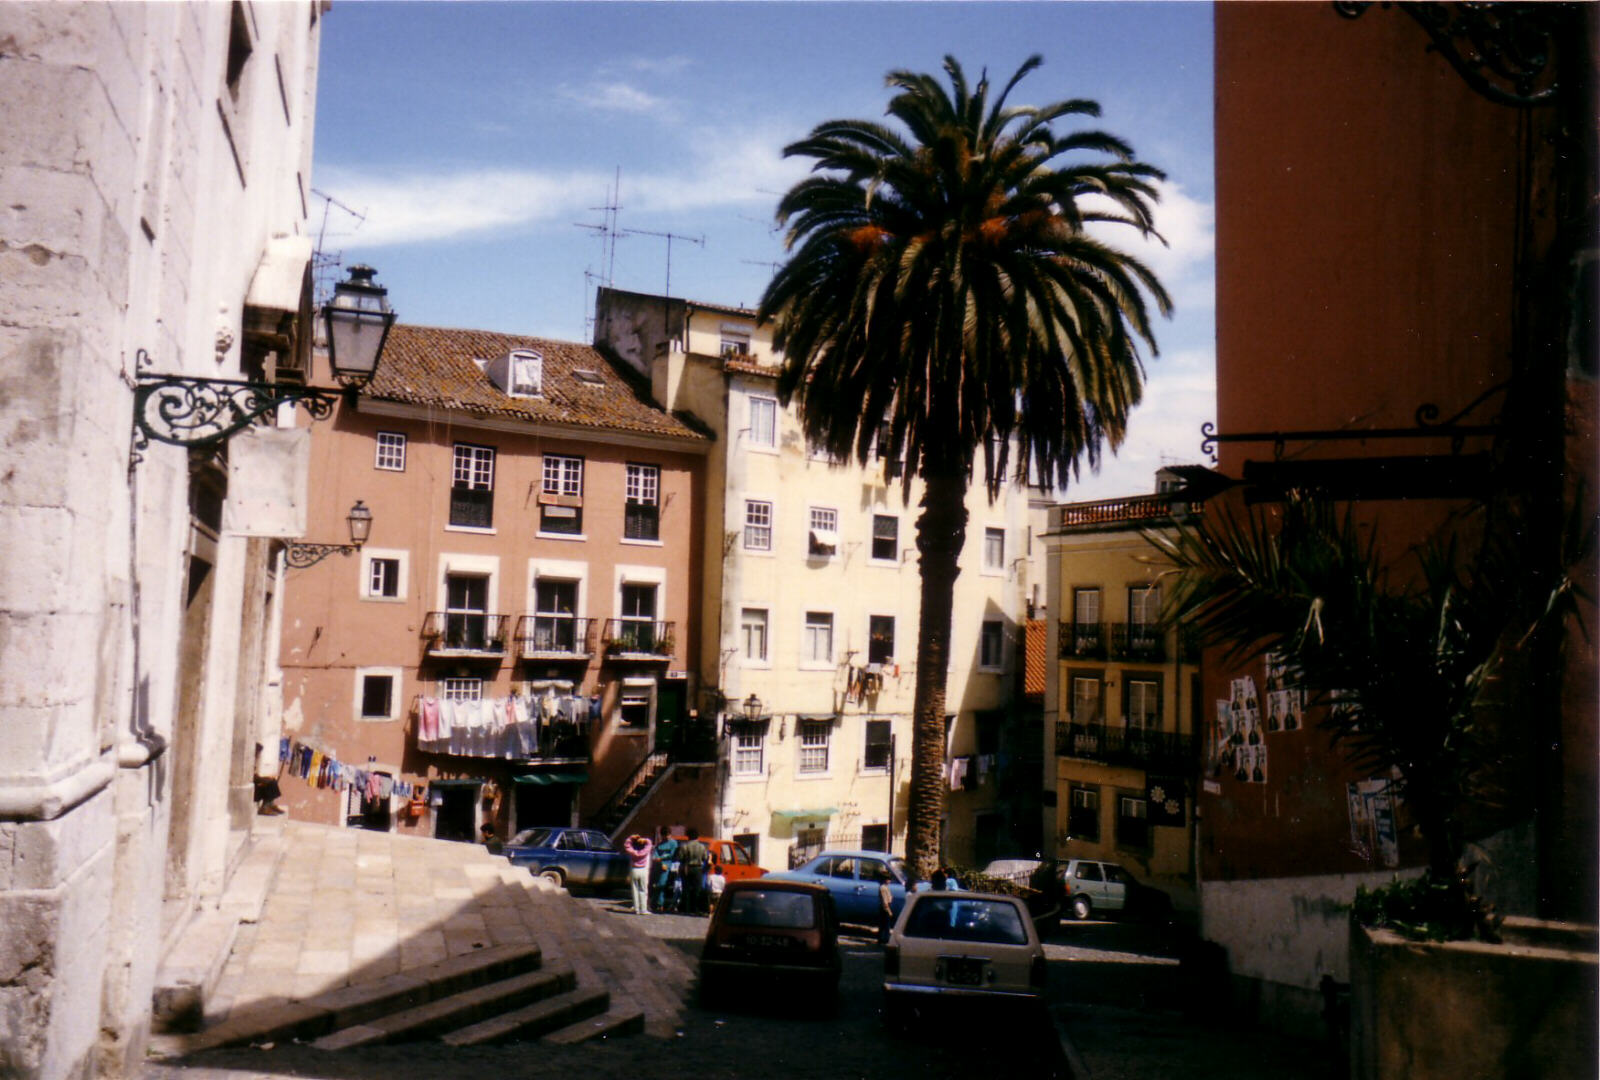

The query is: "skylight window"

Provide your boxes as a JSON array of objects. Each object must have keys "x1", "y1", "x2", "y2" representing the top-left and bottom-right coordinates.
[{"x1": 572, "y1": 368, "x2": 605, "y2": 386}]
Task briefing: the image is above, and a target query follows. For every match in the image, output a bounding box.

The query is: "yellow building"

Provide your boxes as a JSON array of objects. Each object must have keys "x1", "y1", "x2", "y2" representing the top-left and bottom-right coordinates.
[
  {"x1": 596, "y1": 287, "x2": 1048, "y2": 869},
  {"x1": 1041, "y1": 469, "x2": 1206, "y2": 910}
]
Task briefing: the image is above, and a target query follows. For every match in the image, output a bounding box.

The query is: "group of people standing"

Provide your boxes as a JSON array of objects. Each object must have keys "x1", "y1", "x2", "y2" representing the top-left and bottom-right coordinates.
[{"x1": 621, "y1": 826, "x2": 723, "y2": 916}]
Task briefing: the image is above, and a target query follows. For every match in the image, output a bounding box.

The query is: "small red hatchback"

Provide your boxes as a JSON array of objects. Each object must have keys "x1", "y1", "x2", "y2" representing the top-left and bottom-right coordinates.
[{"x1": 699, "y1": 879, "x2": 841, "y2": 1009}]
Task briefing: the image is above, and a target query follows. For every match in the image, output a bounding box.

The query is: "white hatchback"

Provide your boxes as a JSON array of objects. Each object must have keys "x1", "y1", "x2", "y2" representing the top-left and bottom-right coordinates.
[{"x1": 883, "y1": 890, "x2": 1047, "y2": 1026}]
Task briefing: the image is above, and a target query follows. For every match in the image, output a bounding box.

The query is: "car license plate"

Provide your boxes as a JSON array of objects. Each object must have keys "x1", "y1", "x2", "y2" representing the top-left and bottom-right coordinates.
[
  {"x1": 742, "y1": 934, "x2": 793, "y2": 949},
  {"x1": 941, "y1": 956, "x2": 984, "y2": 986}
]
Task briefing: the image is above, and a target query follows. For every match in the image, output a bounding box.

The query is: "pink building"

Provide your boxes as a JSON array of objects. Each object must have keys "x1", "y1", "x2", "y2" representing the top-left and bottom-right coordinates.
[{"x1": 277, "y1": 324, "x2": 713, "y2": 841}]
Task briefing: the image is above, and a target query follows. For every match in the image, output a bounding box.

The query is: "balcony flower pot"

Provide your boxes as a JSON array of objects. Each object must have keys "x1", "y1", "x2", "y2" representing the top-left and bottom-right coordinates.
[{"x1": 1349, "y1": 915, "x2": 1598, "y2": 1080}]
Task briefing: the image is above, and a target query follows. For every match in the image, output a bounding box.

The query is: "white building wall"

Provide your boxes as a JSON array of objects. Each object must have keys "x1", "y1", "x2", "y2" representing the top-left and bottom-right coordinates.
[{"x1": 0, "y1": 3, "x2": 323, "y2": 1075}]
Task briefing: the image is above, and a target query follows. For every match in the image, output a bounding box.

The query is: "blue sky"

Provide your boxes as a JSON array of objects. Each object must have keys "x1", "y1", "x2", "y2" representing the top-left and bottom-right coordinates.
[{"x1": 314, "y1": 1, "x2": 1215, "y2": 500}]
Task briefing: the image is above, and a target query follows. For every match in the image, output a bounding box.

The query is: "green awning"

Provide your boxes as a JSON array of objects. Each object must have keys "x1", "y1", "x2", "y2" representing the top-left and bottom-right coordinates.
[
  {"x1": 513, "y1": 771, "x2": 589, "y2": 786},
  {"x1": 771, "y1": 807, "x2": 838, "y2": 819}
]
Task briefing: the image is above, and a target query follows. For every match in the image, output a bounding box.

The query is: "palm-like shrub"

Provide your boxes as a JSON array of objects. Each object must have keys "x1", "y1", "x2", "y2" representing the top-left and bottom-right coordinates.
[{"x1": 759, "y1": 56, "x2": 1171, "y2": 878}]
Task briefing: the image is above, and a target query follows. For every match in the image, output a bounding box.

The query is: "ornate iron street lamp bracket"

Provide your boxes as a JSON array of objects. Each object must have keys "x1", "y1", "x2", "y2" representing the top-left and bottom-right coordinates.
[{"x1": 282, "y1": 540, "x2": 360, "y2": 569}]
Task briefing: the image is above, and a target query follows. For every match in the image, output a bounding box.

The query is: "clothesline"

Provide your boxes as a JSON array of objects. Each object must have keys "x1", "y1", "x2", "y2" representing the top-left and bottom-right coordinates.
[
  {"x1": 279, "y1": 737, "x2": 416, "y2": 801},
  {"x1": 415, "y1": 688, "x2": 601, "y2": 759}
]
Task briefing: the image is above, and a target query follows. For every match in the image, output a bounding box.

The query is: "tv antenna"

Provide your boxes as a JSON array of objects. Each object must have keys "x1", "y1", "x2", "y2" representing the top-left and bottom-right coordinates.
[
  {"x1": 310, "y1": 188, "x2": 367, "y2": 303},
  {"x1": 621, "y1": 226, "x2": 705, "y2": 303}
]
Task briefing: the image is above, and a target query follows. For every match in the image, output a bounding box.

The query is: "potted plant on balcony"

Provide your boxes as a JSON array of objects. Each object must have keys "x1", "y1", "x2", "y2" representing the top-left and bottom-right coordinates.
[{"x1": 1149, "y1": 492, "x2": 1594, "y2": 1078}]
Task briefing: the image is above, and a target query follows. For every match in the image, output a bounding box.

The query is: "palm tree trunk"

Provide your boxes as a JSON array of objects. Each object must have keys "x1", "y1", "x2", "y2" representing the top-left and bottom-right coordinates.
[{"x1": 905, "y1": 465, "x2": 968, "y2": 882}]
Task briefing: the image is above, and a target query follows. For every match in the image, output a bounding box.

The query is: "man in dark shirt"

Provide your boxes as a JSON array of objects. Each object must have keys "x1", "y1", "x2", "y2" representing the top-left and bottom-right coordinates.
[{"x1": 679, "y1": 827, "x2": 709, "y2": 915}]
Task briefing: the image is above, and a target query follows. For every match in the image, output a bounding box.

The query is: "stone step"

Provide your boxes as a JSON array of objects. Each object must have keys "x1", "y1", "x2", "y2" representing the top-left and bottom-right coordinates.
[
  {"x1": 313, "y1": 962, "x2": 577, "y2": 1049},
  {"x1": 151, "y1": 910, "x2": 242, "y2": 1034},
  {"x1": 439, "y1": 984, "x2": 610, "y2": 1046},
  {"x1": 541, "y1": 999, "x2": 646, "y2": 1045},
  {"x1": 151, "y1": 942, "x2": 544, "y2": 1056}
]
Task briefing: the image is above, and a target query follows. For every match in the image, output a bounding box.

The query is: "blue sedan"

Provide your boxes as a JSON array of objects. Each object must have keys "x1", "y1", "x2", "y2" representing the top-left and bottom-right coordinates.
[
  {"x1": 503, "y1": 826, "x2": 630, "y2": 892},
  {"x1": 765, "y1": 850, "x2": 909, "y2": 926}
]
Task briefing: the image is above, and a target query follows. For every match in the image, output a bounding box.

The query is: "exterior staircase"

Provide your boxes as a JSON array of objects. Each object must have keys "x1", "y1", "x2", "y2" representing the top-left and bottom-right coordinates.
[
  {"x1": 148, "y1": 820, "x2": 689, "y2": 1060},
  {"x1": 591, "y1": 749, "x2": 674, "y2": 839}
]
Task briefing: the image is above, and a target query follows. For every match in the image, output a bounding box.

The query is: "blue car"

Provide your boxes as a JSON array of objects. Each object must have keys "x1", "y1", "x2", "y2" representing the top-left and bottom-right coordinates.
[
  {"x1": 764, "y1": 850, "x2": 909, "y2": 926},
  {"x1": 503, "y1": 826, "x2": 629, "y2": 892}
]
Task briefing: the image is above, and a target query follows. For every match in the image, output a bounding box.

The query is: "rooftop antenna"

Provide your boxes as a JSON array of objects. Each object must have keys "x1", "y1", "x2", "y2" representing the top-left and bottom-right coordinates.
[
  {"x1": 576, "y1": 168, "x2": 627, "y2": 335},
  {"x1": 619, "y1": 226, "x2": 705, "y2": 340},
  {"x1": 309, "y1": 187, "x2": 367, "y2": 304}
]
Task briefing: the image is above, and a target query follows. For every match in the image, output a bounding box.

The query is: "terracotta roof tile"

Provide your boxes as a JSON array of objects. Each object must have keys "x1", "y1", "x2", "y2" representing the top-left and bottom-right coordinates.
[
  {"x1": 722, "y1": 355, "x2": 780, "y2": 379},
  {"x1": 364, "y1": 324, "x2": 709, "y2": 443},
  {"x1": 1023, "y1": 619, "x2": 1048, "y2": 699}
]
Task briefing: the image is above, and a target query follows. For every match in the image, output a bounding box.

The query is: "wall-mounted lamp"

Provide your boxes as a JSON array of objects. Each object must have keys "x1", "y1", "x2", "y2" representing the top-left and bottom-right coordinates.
[
  {"x1": 130, "y1": 264, "x2": 396, "y2": 466},
  {"x1": 285, "y1": 500, "x2": 373, "y2": 569},
  {"x1": 742, "y1": 694, "x2": 763, "y2": 722}
]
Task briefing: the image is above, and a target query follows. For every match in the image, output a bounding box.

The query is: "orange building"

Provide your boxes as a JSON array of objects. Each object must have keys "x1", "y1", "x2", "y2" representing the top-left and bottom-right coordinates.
[
  {"x1": 276, "y1": 325, "x2": 714, "y2": 841},
  {"x1": 1201, "y1": 4, "x2": 1596, "y2": 1034}
]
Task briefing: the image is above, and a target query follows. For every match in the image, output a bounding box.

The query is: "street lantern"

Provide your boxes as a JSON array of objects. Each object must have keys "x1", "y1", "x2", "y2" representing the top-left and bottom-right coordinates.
[
  {"x1": 323, "y1": 264, "x2": 395, "y2": 386},
  {"x1": 346, "y1": 499, "x2": 373, "y2": 547},
  {"x1": 742, "y1": 694, "x2": 763, "y2": 722},
  {"x1": 286, "y1": 499, "x2": 376, "y2": 569}
]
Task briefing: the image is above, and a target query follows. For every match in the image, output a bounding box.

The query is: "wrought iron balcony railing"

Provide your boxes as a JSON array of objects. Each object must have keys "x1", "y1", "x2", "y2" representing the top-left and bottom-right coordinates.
[
  {"x1": 422, "y1": 612, "x2": 509, "y2": 656},
  {"x1": 1055, "y1": 492, "x2": 1204, "y2": 532},
  {"x1": 514, "y1": 615, "x2": 597, "y2": 660},
  {"x1": 1054, "y1": 721, "x2": 1197, "y2": 771},
  {"x1": 1111, "y1": 622, "x2": 1167, "y2": 662},
  {"x1": 601, "y1": 619, "x2": 675, "y2": 659},
  {"x1": 1059, "y1": 621, "x2": 1107, "y2": 659}
]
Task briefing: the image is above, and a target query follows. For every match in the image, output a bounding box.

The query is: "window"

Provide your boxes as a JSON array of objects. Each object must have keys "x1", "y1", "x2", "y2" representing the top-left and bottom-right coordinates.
[
  {"x1": 1128, "y1": 584, "x2": 1161, "y2": 653},
  {"x1": 980, "y1": 620, "x2": 1004, "y2": 669},
  {"x1": 868, "y1": 615, "x2": 895, "y2": 665},
  {"x1": 444, "y1": 574, "x2": 490, "y2": 649},
  {"x1": 798, "y1": 719, "x2": 830, "y2": 773},
  {"x1": 618, "y1": 583, "x2": 659, "y2": 652},
  {"x1": 808, "y1": 507, "x2": 839, "y2": 557},
  {"x1": 748, "y1": 396, "x2": 777, "y2": 448},
  {"x1": 618, "y1": 683, "x2": 652, "y2": 729},
  {"x1": 863, "y1": 719, "x2": 892, "y2": 771},
  {"x1": 540, "y1": 454, "x2": 584, "y2": 535},
  {"x1": 803, "y1": 612, "x2": 833, "y2": 665},
  {"x1": 1071, "y1": 675, "x2": 1104, "y2": 725},
  {"x1": 374, "y1": 431, "x2": 406, "y2": 471},
  {"x1": 871, "y1": 515, "x2": 898, "y2": 562},
  {"x1": 741, "y1": 607, "x2": 769, "y2": 663},
  {"x1": 1069, "y1": 786, "x2": 1100, "y2": 840},
  {"x1": 450, "y1": 444, "x2": 495, "y2": 528},
  {"x1": 983, "y1": 527, "x2": 1005, "y2": 571},
  {"x1": 532, "y1": 579, "x2": 580, "y2": 652},
  {"x1": 367, "y1": 557, "x2": 400, "y2": 599},
  {"x1": 721, "y1": 329, "x2": 751, "y2": 358},
  {"x1": 733, "y1": 832, "x2": 760, "y2": 865},
  {"x1": 442, "y1": 677, "x2": 481, "y2": 702},
  {"x1": 1116, "y1": 795, "x2": 1150, "y2": 849},
  {"x1": 873, "y1": 419, "x2": 902, "y2": 478},
  {"x1": 624, "y1": 463, "x2": 660, "y2": 541},
  {"x1": 733, "y1": 726, "x2": 764, "y2": 776},
  {"x1": 508, "y1": 349, "x2": 543, "y2": 397},
  {"x1": 360, "y1": 674, "x2": 393, "y2": 719},
  {"x1": 1072, "y1": 587, "x2": 1103, "y2": 654},
  {"x1": 861, "y1": 824, "x2": 889, "y2": 852},
  {"x1": 1125, "y1": 676, "x2": 1161, "y2": 732},
  {"x1": 743, "y1": 500, "x2": 772, "y2": 551}
]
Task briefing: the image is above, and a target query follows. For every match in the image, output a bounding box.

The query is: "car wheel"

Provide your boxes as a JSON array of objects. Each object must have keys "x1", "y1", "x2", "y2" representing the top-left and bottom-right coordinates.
[
  {"x1": 539, "y1": 867, "x2": 565, "y2": 888},
  {"x1": 1070, "y1": 894, "x2": 1092, "y2": 921}
]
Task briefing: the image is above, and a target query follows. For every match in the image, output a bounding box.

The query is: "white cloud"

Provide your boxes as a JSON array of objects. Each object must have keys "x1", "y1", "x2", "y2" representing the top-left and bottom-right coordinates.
[
  {"x1": 1084, "y1": 178, "x2": 1215, "y2": 317},
  {"x1": 618, "y1": 55, "x2": 693, "y2": 76},
  {"x1": 558, "y1": 80, "x2": 670, "y2": 115}
]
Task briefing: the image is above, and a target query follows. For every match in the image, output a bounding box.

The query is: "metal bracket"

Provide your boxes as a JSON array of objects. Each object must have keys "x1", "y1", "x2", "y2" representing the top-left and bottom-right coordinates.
[{"x1": 283, "y1": 541, "x2": 361, "y2": 570}]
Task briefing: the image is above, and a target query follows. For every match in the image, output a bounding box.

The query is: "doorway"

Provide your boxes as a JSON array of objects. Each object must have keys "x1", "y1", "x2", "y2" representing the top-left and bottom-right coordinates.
[
  {"x1": 514, "y1": 780, "x2": 575, "y2": 833},
  {"x1": 433, "y1": 782, "x2": 480, "y2": 842}
]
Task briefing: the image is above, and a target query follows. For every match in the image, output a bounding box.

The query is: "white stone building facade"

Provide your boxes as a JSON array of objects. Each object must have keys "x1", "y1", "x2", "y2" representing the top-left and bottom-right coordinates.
[{"x1": 0, "y1": 4, "x2": 324, "y2": 1075}]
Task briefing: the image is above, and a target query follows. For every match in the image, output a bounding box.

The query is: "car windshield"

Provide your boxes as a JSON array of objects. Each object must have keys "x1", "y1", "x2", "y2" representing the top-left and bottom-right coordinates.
[
  {"x1": 723, "y1": 889, "x2": 818, "y2": 930},
  {"x1": 509, "y1": 828, "x2": 554, "y2": 847},
  {"x1": 903, "y1": 897, "x2": 1029, "y2": 945}
]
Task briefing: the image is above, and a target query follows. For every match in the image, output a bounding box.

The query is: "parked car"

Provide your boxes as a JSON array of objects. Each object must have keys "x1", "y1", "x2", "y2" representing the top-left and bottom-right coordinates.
[
  {"x1": 764, "y1": 850, "x2": 908, "y2": 927},
  {"x1": 705, "y1": 838, "x2": 768, "y2": 882},
  {"x1": 883, "y1": 890, "x2": 1047, "y2": 1028},
  {"x1": 502, "y1": 826, "x2": 629, "y2": 892},
  {"x1": 1061, "y1": 858, "x2": 1172, "y2": 922},
  {"x1": 699, "y1": 879, "x2": 841, "y2": 1009}
]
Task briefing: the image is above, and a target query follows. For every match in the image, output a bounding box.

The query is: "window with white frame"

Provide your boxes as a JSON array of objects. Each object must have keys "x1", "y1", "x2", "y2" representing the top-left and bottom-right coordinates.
[
  {"x1": 1072, "y1": 674, "x2": 1104, "y2": 725},
  {"x1": 1129, "y1": 584, "x2": 1161, "y2": 626},
  {"x1": 748, "y1": 396, "x2": 777, "y2": 448},
  {"x1": 983, "y1": 527, "x2": 1005, "y2": 571},
  {"x1": 624, "y1": 462, "x2": 660, "y2": 541},
  {"x1": 367, "y1": 557, "x2": 401, "y2": 599},
  {"x1": 803, "y1": 612, "x2": 833, "y2": 665},
  {"x1": 1069, "y1": 785, "x2": 1100, "y2": 840},
  {"x1": 1125, "y1": 676, "x2": 1161, "y2": 732},
  {"x1": 741, "y1": 607, "x2": 769, "y2": 663},
  {"x1": 618, "y1": 680, "x2": 653, "y2": 729},
  {"x1": 733, "y1": 726, "x2": 764, "y2": 775},
  {"x1": 532, "y1": 578, "x2": 581, "y2": 653},
  {"x1": 871, "y1": 514, "x2": 898, "y2": 562},
  {"x1": 744, "y1": 500, "x2": 772, "y2": 551},
  {"x1": 508, "y1": 349, "x2": 543, "y2": 397},
  {"x1": 450, "y1": 443, "x2": 495, "y2": 528},
  {"x1": 1117, "y1": 794, "x2": 1150, "y2": 849},
  {"x1": 863, "y1": 719, "x2": 892, "y2": 771},
  {"x1": 808, "y1": 506, "x2": 838, "y2": 557},
  {"x1": 980, "y1": 620, "x2": 1005, "y2": 669},
  {"x1": 797, "y1": 719, "x2": 830, "y2": 774},
  {"x1": 543, "y1": 454, "x2": 583, "y2": 497},
  {"x1": 374, "y1": 431, "x2": 407, "y2": 471},
  {"x1": 358, "y1": 672, "x2": 396, "y2": 720},
  {"x1": 442, "y1": 677, "x2": 482, "y2": 702},
  {"x1": 868, "y1": 615, "x2": 895, "y2": 665},
  {"x1": 540, "y1": 454, "x2": 584, "y2": 534},
  {"x1": 721, "y1": 328, "x2": 751, "y2": 358},
  {"x1": 617, "y1": 583, "x2": 660, "y2": 653}
]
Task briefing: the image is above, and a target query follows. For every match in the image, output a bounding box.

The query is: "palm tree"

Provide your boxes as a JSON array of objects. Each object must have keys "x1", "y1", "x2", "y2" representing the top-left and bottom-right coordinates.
[{"x1": 759, "y1": 55, "x2": 1172, "y2": 879}]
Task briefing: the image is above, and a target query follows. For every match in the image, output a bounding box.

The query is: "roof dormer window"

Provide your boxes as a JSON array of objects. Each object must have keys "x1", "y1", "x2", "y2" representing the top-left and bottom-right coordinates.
[{"x1": 508, "y1": 350, "x2": 543, "y2": 397}]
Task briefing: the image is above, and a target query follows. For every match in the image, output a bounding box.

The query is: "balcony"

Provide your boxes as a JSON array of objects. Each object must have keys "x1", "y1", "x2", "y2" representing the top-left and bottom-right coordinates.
[
  {"x1": 422, "y1": 612, "x2": 509, "y2": 658},
  {"x1": 602, "y1": 619, "x2": 675, "y2": 660},
  {"x1": 1055, "y1": 492, "x2": 1203, "y2": 532},
  {"x1": 1055, "y1": 721, "x2": 1197, "y2": 771},
  {"x1": 514, "y1": 615, "x2": 597, "y2": 661},
  {"x1": 1111, "y1": 622, "x2": 1166, "y2": 662},
  {"x1": 1060, "y1": 621, "x2": 1107, "y2": 660}
]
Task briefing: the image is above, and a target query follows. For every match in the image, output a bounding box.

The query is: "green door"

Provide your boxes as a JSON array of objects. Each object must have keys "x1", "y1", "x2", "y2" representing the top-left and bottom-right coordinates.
[{"x1": 655, "y1": 680, "x2": 684, "y2": 751}]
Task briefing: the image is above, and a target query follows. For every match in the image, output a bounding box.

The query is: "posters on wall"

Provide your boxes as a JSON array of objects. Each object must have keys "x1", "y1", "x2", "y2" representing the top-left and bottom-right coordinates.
[
  {"x1": 1213, "y1": 673, "x2": 1268, "y2": 783},
  {"x1": 1347, "y1": 778, "x2": 1400, "y2": 867}
]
